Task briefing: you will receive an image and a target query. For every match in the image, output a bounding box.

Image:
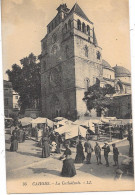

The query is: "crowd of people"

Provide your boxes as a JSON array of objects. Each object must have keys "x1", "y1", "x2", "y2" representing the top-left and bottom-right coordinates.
[
  {"x1": 59, "y1": 138, "x2": 121, "y2": 178},
  {"x1": 8, "y1": 121, "x2": 133, "y2": 179}
]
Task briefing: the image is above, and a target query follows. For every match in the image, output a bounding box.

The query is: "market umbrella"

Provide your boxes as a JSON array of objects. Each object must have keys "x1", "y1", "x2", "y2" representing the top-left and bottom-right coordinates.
[
  {"x1": 31, "y1": 117, "x2": 53, "y2": 128},
  {"x1": 55, "y1": 119, "x2": 73, "y2": 126},
  {"x1": 65, "y1": 125, "x2": 87, "y2": 140},
  {"x1": 53, "y1": 117, "x2": 68, "y2": 122},
  {"x1": 74, "y1": 119, "x2": 98, "y2": 131},
  {"x1": 19, "y1": 117, "x2": 33, "y2": 126},
  {"x1": 55, "y1": 124, "x2": 73, "y2": 134}
]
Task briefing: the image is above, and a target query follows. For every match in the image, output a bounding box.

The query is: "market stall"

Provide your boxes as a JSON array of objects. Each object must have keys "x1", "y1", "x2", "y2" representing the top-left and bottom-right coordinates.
[
  {"x1": 31, "y1": 117, "x2": 54, "y2": 128},
  {"x1": 19, "y1": 117, "x2": 33, "y2": 126}
]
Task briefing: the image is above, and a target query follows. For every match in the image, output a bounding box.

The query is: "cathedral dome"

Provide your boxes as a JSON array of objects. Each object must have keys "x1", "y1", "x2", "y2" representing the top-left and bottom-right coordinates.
[
  {"x1": 113, "y1": 65, "x2": 131, "y2": 77},
  {"x1": 102, "y1": 59, "x2": 114, "y2": 70}
]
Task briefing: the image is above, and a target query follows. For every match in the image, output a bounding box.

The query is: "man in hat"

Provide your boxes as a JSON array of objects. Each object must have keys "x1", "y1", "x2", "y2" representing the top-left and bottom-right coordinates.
[
  {"x1": 102, "y1": 142, "x2": 110, "y2": 167},
  {"x1": 94, "y1": 142, "x2": 102, "y2": 165},
  {"x1": 84, "y1": 138, "x2": 93, "y2": 164},
  {"x1": 112, "y1": 143, "x2": 119, "y2": 166}
]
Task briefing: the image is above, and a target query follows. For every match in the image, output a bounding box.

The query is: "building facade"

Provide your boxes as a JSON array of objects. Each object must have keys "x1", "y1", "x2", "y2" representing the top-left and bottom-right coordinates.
[
  {"x1": 4, "y1": 80, "x2": 13, "y2": 117},
  {"x1": 40, "y1": 3, "x2": 131, "y2": 120}
]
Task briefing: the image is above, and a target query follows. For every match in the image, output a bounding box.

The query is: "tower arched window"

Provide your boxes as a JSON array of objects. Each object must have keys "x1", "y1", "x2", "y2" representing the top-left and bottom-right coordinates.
[
  {"x1": 84, "y1": 45, "x2": 88, "y2": 57},
  {"x1": 87, "y1": 25, "x2": 90, "y2": 35},
  {"x1": 65, "y1": 23, "x2": 68, "y2": 32},
  {"x1": 77, "y1": 19, "x2": 81, "y2": 30},
  {"x1": 68, "y1": 20, "x2": 72, "y2": 29},
  {"x1": 82, "y1": 22, "x2": 86, "y2": 33},
  {"x1": 96, "y1": 51, "x2": 101, "y2": 60}
]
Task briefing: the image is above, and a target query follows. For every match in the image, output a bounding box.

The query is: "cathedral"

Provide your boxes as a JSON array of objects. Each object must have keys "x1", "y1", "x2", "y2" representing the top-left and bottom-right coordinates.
[{"x1": 40, "y1": 3, "x2": 131, "y2": 120}]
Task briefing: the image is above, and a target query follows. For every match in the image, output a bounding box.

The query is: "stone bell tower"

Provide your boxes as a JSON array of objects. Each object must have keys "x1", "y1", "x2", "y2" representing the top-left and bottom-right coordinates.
[{"x1": 40, "y1": 3, "x2": 102, "y2": 120}]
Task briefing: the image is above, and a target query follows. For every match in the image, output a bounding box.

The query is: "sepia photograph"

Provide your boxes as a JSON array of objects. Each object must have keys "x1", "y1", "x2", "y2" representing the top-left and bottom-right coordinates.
[{"x1": 1, "y1": 0, "x2": 134, "y2": 193}]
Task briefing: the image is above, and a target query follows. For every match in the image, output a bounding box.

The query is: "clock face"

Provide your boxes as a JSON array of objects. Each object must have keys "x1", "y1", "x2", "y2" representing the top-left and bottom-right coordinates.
[{"x1": 52, "y1": 33, "x2": 57, "y2": 43}]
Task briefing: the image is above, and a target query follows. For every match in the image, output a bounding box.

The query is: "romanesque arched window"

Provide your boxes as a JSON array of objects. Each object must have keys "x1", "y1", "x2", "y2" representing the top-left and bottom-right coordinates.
[
  {"x1": 96, "y1": 51, "x2": 101, "y2": 60},
  {"x1": 84, "y1": 45, "x2": 88, "y2": 57},
  {"x1": 65, "y1": 23, "x2": 68, "y2": 32},
  {"x1": 77, "y1": 19, "x2": 81, "y2": 30},
  {"x1": 87, "y1": 25, "x2": 90, "y2": 35},
  {"x1": 82, "y1": 22, "x2": 86, "y2": 33},
  {"x1": 68, "y1": 20, "x2": 72, "y2": 29}
]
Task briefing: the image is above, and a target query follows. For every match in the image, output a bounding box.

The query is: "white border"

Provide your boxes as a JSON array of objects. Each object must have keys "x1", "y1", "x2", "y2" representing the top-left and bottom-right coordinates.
[{"x1": 0, "y1": 0, "x2": 135, "y2": 194}]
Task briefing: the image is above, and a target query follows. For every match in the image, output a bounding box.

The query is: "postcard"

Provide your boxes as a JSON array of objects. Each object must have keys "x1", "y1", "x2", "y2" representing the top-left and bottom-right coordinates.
[{"x1": 2, "y1": 0, "x2": 134, "y2": 193}]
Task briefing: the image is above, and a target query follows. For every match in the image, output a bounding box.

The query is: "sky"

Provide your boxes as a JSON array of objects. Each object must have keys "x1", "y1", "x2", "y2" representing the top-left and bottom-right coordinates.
[{"x1": 2, "y1": 0, "x2": 131, "y2": 80}]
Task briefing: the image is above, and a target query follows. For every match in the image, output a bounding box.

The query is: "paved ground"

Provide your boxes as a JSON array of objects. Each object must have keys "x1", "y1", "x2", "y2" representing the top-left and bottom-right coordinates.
[{"x1": 5, "y1": 134, "x2": 133, "y2": 181}]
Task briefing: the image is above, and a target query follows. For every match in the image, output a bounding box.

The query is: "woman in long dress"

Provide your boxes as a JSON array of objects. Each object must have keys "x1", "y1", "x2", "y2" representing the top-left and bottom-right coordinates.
[
  {"x1": 10, "y1": 132, "x2": 18, "y2": 152},
  {"x1": 61, "y1": 146, "x2": 76, "y2": 177},
  {"x1": 55, "y1": 133, "x2": 61, "y2": 154},
  {"x1": 42, "y1": 137, "x2": 50, "y2": 158},
  {"x1": 75, "y1": 140, "x2": 85, "y2": 163}
]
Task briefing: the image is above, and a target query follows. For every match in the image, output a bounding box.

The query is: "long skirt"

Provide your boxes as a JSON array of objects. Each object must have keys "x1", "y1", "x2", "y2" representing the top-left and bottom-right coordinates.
[
  {"x1": 56, "y1": 143, "x2": 61, "y2": 153},
  {"x1": 42, "y1": 143, "x2": 50, "y2": 158},
  {"x1": 61, "y1": 158, "x2": 76, "y2": 177},
  {"x1": 113, "y1": 154, "x2": 118, "y2": 162},
  {"x1": 10, "y1": 140, "x2": 18, "y2": 151},
  {"x1": 75, "y1": 152, "x2": 85, "y2": 163}
]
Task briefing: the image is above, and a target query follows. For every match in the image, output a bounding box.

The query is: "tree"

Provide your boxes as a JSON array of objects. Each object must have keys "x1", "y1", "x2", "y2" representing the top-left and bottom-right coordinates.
[
  {"x1": 83, "y1": 79, "x2": 116, "y2": 116},
  {"x1": 6, "y1": 53, "x2": 41, "y2": 114}
]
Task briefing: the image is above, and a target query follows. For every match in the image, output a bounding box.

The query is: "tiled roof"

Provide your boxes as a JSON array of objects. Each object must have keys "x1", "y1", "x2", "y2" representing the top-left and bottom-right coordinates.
[{"x1": 70, "y1": 3, "x2": 93, "y2": 24}]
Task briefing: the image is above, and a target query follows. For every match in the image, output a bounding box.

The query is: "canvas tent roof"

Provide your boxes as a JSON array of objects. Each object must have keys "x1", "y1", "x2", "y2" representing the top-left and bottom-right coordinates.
[
  {"x1": 55, "y1": 119, "x2": 74, "y2": 126},
  {"x1": 65, "y1": 125, "x2": 87, "y2": 140},
  {"x1": 19, "y1": 117, "x2": 33, "y2": 126},
  {"x1": 53, "y1": 117, "x2": 68, "y2": 122},
  {"x1": 31, "y1": 117, "x2": 53, "y2": 127},
  {"x1": 55, "y1": 124, "x2": 87, "y2": 139}
]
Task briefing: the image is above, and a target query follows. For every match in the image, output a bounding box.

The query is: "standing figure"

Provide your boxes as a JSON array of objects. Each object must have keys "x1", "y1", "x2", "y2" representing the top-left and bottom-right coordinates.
[
  {"x1": 10, "y1": 132, "x2": 18, "y2": 152},
  {"x1": 61, "y1": 145, "x2": 76, "y2": 177},
  {"x1": 94, "y1": 142, "x2": 102, "y2": 165},
  {"x1": 49, "y1": 131, "x2": 56, "y2": 143},
  {"x1": 119, "y1": 126, "x2": 124, "y2": 139},
  {"x1": 22, "y1": 129, "x2": 26, "y2": 142},
  {"x1": 75, "y1": 140, "x2": 85, "y2": 163},
  {"x1": 55, "y1": 133, "x2": 61, "y2": 154},
  {"x1": 42, "y1": 137, "x2": 50, "y2": 158},
  {"x1": 127, "y1": 129, "x2": 133, "y2": 157},
  {"x1": 112, "y1": 144, "x2": 119, "y2": 166},
  {"x1": 102, "y1": 142, "x2": 110, "y2": 167},
  {"x1": 18, "y1": 128, "x2": 24, "y2": 143},
  {"x1": 84, "y1": 138, "x2": 93, "y2": 164}
]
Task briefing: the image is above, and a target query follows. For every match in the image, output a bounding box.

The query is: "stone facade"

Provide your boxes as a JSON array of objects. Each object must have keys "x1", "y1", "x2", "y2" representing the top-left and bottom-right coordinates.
[
  {"x1": 40, "y1": 3, "x2": 131, "y2": 120},
  {"x1": 4, "y1": 80, "x2": 13, "y2": 117},
  {"x1": 108, "y1": 94, "x2": 132, "y2": 119}
]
